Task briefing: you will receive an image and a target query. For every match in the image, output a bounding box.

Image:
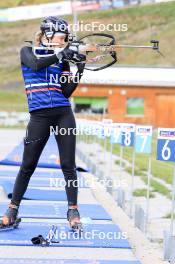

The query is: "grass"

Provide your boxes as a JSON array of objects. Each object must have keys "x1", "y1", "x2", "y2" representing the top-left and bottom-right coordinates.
[
  {"x1": 77, "y1": 2, "x2": 175, "y2": 22},
  {"x1": 0, "y1": 0, "x2": 61, "y2": 8},
  {"x1": 0, "y1": 1, "x2": 175, "y2": 192},
  {"x1": 0, "y1": 2, "x2": 175, "y2": 87},
  {"x1": 133, "y1": 188, "x2": 155, "y2": 198},
  {"x1": 115, "y1": 160, "x2": 120, "y2": 165},
  {"x1": 125, "y1": 166, "x2": 146, "y2": 177},
  {"x1": 0, "y1": 124, "x2": 26, "y2": 128},
  {"x1": 0, "y1": 66, "x2": 22, "y2": 84},
  {"x1": 114, "y1": 131, "x2": 174, "y2": 185},
  {"x1": 151, "y1": 179, "x2": 171, "y2": 198},
  {"x1": 0, "y1": 90, "x2": 27, "y2": 112},
  {"x1": 85, "y1": 134, "x2": 173, "y2": 198},
  {"x1": 87, "y1": 133, "x2": 175, "y2": 187},
  {"x1": 141, "y1": 175, "x2": 171, "y2": 199},
  {"x1": 163, "y1": 213, "x2": 175, "y2": 219}
]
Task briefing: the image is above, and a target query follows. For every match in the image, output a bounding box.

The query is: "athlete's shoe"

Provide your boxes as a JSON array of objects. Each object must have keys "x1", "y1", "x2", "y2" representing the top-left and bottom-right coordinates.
[
  {"x1": 0, "y1": 203, "x2": 21, "y2": 230},
  {"x1": 67, "y1": 207, "x2": 83, "y2": 233}
]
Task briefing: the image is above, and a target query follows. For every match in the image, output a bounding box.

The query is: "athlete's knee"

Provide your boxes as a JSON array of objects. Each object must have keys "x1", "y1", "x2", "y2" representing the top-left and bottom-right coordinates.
[
  {"x1": 24, "y1": 136, "x2": 45, "y2": 145},
  {"x1": 22, "y1": 136, "x2": 46, "y2": 169},
  {"x1": 17, "y1": 167, "x2": 35, "y2": 180}
]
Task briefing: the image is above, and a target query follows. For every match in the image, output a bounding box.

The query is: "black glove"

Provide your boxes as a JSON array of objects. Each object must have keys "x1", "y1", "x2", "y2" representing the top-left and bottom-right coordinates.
[
  {"x1": 77, "y1": 62, "x2": 86, "y2": 73},
  {"x1": 61, "y1": 47, "x2": 75, "y2": 60},
  {"x1": 72, "y1": 52, "x2": 86, "y2": 64},
  {"x1": 57, "y1": 47, "x2": 86, "y2": 63}
]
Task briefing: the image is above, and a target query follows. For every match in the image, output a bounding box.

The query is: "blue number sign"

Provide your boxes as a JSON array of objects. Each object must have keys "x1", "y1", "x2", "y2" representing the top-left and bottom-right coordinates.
[
  {"x1": 110, "y1": 123, "x2": 122, "y2": 144},
  {"x1": 157, "y1": 128, "x2": 175, "y2": 162},
  {"x1": 121, "y1": 123, "x2": 135, "y2": 147},
  {"x1": 135, "y1": 125, "x2": 152, "y2": 154},
  {"x1": 97, "y1": 123, "x2": 104, "y2": 139},
  {"x1": 103, "y1": 119, "x2": 113, "y2": 138}
]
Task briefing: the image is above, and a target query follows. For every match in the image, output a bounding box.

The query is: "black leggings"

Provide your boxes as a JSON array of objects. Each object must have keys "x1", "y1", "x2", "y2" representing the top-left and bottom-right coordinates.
[{"x1": 11, "y1": 106, "x2": 78, "y2": 207}]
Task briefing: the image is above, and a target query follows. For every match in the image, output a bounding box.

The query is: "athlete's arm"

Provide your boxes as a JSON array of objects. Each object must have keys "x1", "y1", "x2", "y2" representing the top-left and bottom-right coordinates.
[
  {"x1": 20, "y1": 46, "x2": 59, "y2": 71},
  {"x1": 61, "y1": 61, "x2": 85, "y2": 98}
]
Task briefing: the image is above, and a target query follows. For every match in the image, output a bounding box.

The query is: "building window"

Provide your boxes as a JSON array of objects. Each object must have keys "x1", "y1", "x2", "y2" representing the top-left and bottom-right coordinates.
[
  {"x1": 73, "y1": 97, "x2": 107, "y2": 114},
  {"x1": 126, "y1": 97, "x2": 144, "y2": 116}
]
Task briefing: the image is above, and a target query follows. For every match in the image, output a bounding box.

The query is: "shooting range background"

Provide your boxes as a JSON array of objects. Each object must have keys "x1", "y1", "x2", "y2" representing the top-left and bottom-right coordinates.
[{"x1": 0, "y1": 0, "x2": 175, "y2": 263}]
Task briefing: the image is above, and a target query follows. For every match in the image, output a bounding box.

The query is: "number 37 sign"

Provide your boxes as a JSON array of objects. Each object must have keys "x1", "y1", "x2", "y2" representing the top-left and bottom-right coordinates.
[{"x1": 157, "y1": 128, "x2": 175, "y2": 162}]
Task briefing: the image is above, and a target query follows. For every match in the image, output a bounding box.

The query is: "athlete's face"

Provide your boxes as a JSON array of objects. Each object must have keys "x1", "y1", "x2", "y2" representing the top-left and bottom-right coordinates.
[{"x1": 50, "y1": 35, "x2": 66, "y2": 48}]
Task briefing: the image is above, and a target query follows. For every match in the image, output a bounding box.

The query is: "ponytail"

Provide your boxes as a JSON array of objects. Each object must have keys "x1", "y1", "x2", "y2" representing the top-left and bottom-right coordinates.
[{"x1": 34, "y1": 30, "x2": 44, "y2": 46}]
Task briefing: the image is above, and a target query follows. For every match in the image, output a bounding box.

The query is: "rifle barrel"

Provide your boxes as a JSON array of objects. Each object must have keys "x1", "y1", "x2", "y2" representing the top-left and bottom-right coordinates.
[{"x1": 79, "y1": 44, "x2": 157, "y2": 52}]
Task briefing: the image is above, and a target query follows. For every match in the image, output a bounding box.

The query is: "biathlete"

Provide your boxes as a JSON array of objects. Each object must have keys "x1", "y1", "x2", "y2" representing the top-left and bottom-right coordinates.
[{"x1": 0, "y1": 16, "x2": 86, "y2": 231}]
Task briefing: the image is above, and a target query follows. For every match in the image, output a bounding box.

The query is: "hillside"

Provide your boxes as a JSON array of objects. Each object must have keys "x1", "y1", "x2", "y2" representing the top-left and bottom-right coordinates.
[
  {"x1": 0, "y1": 1, "x2": 175, "y2": 94},
  {"x1": 0, "y1": 0, "x2": 61, "y2": 8}
]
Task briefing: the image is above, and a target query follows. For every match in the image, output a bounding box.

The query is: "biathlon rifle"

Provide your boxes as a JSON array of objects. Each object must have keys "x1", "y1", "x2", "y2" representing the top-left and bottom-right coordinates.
[{"x1": 32, "y1": 33, "x2": 163, "y2": 71}]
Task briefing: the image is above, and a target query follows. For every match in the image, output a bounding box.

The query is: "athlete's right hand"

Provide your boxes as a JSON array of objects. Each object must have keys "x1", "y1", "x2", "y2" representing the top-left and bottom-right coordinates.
[
  {"x1": 60, "y1": 47, "x2": 75, "y2": 61},
  {"x1": 57, "y1": 47, "x2": 86, "y2": 63}
]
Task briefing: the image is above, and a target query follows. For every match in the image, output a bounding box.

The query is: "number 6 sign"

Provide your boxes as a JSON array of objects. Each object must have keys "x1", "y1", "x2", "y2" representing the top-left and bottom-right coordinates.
[{"x1": 157, "y1": 128, "x2": 175, "y2": 162}]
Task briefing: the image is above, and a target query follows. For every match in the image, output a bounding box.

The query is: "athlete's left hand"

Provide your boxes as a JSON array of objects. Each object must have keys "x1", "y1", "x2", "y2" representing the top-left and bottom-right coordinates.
[
  {"x1": 77, "y1": 62, "x2": 86, "y2": 73},
  {"x1": 72, "y1": 53, "x2": 86, "y2": 63}
]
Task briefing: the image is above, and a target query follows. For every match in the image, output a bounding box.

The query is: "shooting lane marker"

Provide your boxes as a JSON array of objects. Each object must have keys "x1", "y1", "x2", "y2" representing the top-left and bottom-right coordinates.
[
  {"x1": 135, "y1": 125, "x2": 153, "y2": 233},
  {"x1": 157, "y1": 128, "x2": 175, "y2": 261}
]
